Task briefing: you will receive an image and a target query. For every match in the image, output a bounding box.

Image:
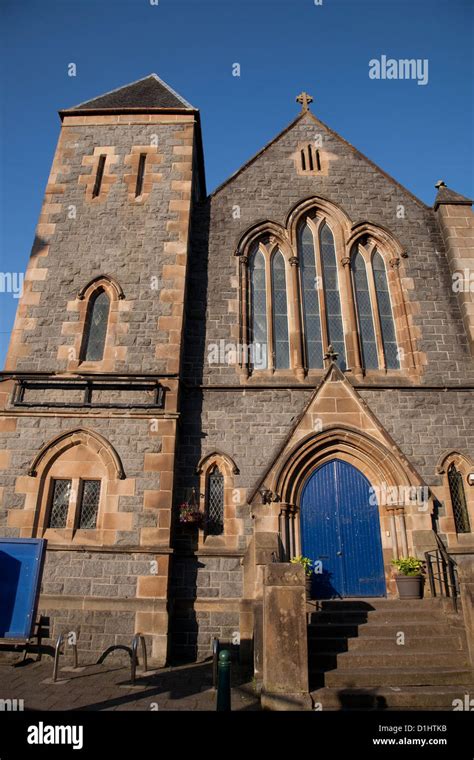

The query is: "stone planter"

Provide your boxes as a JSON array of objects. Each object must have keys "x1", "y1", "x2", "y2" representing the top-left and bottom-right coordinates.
[{"x1": 395, "y1": 574, "x2": 424, "y2": 599}]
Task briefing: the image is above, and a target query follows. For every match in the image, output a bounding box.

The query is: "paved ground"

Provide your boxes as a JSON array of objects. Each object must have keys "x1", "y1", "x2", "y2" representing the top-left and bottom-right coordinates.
[{"x1": 0, "y1": 655, "x2": 260, "y2": 711}]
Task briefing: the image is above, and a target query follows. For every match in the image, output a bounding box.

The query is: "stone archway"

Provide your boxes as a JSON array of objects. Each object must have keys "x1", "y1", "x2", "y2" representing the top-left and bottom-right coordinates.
[{"x1": 270, "y1": 426, "x2": 427, "y2": 592}]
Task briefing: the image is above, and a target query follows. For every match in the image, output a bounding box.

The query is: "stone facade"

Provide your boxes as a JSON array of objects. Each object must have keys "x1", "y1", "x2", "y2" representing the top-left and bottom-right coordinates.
[{"x1": 0, "y1": 76, "x2": 473, "y2": 667}]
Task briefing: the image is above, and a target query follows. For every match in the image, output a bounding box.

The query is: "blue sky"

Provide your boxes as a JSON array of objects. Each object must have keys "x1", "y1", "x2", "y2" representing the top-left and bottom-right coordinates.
[{"x1": 0, "y1": 0, "x2": 473, "y2": 367}]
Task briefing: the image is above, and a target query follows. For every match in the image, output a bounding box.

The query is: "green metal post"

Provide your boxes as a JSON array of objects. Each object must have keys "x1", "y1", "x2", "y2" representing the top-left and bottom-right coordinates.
[{"x1": 216, "y1": 649, "x2": 231, "y2": 711}]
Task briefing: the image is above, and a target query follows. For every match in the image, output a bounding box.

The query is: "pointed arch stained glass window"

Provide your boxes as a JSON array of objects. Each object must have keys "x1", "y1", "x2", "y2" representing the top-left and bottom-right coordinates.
[
  {"x1": 352, "y1": 250, "x2": 378, "y2": 369},
  {"x1": 271, "y1": 250, "x2": 290, "y2": 369},
  {"x1": 320, "y1": 223, "x2": 346, "y2": 370},
  {"x1": 299, "y1": 224, "x2": 323, "y2": 368},
  {"x1": 373, "y1": 251, "x2": 399, "y2": 369},
  {"x1": 83, "y1": 290, "x2": 110, "y2": 362},
  {"x1": 250, "y1": 249, "x2": 268, "y2": 369}
]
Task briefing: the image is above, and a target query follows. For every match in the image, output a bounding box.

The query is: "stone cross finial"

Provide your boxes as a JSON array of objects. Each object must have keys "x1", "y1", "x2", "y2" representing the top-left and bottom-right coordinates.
[
  {"x1": 296, "y1": 91, "x2": 313, "y2": 112},
  {"x1": 324, "y1": 344, "x2": 339, "y2": 364}
]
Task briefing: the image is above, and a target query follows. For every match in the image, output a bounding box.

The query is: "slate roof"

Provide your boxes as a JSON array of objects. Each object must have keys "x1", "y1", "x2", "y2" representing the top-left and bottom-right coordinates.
[{"x1": 66, "y1": 73, "x2": 196, "y2": 111}]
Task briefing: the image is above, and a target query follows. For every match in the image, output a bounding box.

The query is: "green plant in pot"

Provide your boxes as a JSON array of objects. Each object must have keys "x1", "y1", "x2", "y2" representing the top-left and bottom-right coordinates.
[
  {"x1": 290, "y1": 555, "x2": 313, "y2": 599},
  {"x1": 391, "y1": 556, "x2": 425, "y2": 599}
]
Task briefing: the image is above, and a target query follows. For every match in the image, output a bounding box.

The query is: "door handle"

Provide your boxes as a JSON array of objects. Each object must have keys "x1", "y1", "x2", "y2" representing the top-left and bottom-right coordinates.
[{"x1": 336, "y1": 551, "x2": 342, "y2": 556}]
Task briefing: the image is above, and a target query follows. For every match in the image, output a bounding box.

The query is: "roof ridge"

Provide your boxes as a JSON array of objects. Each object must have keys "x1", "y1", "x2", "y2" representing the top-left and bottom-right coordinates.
[
  {"x1": 67, "y1": 73, "x2": 196, "y2": 111},
  {"x1": 148, "y1": 72, "x2": 196, "y2": 110}
]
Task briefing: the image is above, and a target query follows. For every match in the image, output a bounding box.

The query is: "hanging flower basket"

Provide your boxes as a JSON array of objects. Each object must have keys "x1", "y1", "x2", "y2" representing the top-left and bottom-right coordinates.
[{"x1": 178, "y1": 502, "x2": 202, "y2": 526}]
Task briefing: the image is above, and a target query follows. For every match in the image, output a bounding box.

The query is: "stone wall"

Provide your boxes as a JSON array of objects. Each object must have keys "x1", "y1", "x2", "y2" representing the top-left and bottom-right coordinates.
[
  {"x1": 5, "y1": 113, "x2": 198, "y2": 375},
  {"x1": 184, "y1": 111, "x2": 474, "y2": 388},
  {"x1": 38, "y1": 549, "x2": 164, "y2": 664},
  {"x1": 170, "y1": 554, "x2": 242, "y2": 660}
]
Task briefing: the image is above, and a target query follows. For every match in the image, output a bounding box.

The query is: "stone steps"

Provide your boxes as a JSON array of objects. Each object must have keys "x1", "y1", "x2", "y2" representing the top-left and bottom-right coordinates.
[
  {"x1": 319, "y1": 667, "x2": 474, "y2": 688},
  {"x1": 308, "y1": 622, "x2": 457, "y2": 638},
  {"x1": 307, "y1": 598, "x2": 473, "y2": 709},
  {"x1": 307, "y1": 634, "x2": 463, "y2": 653},
  {"x1": 310, "y1": 685, "x2": 474, "y2": 711},
  {"x1": 310, "y1": 650, "x2": 470, "y2": 670},
  {"x1": 308, "y1": 608, "x2": 452, "y2": 625}
]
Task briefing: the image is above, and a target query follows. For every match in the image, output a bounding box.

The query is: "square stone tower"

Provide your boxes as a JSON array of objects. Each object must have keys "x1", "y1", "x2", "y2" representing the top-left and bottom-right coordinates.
[{"x1": 0, "y1": 74, "x2": 205, "y2": 664}]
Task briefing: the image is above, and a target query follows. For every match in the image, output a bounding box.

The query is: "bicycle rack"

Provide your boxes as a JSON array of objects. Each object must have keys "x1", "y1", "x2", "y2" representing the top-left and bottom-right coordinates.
[
  {"x1": 130, "y1": 633, "x2": 148, "y2": 683},
  {"x1": 52, "y1": 632, "x2": 79, "y2": 682}
]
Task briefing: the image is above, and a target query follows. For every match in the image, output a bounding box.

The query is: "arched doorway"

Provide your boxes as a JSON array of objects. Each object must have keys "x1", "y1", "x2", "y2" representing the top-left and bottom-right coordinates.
[{"x1": 300, "y1": 459, "x2": 385, "y2": 598}]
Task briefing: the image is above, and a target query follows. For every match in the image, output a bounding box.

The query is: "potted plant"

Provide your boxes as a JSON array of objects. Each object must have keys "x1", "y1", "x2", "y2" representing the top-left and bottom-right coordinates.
[
  {"x1": 290, "y1": 555, "x2": 314, "y2": 599},
  {"x1": 391, "y1": 556, "x2": 425, "y2": 599}
]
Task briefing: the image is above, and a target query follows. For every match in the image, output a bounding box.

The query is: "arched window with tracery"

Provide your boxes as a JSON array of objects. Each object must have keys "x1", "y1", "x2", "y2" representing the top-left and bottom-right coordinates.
[
  {"x1": 350, "y1": 243, "x2": 400, "y2": 371},
  {"x1": 240, "y1": 206, "x2": 413, "y2": 378},
  {"x1": 297, "y1": 217, "x2": 346, "y2": 370}
]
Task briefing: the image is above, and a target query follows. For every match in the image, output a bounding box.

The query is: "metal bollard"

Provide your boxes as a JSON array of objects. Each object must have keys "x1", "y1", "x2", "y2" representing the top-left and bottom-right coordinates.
[
  {"x1": 212, "y1": 637, "x2": 219, "y2": 689},
  {"x1": 131, "y1": 633, "x2": 148, "y2": 683},
  {"x1": 216, "y1": 649, "x2": 231, "y2": 711}
]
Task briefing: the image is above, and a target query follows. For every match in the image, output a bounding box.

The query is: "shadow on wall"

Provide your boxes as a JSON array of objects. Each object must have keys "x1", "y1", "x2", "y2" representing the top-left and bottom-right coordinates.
[{"x1": 170, "y1": 198, "x2": 211, "y2": 663}]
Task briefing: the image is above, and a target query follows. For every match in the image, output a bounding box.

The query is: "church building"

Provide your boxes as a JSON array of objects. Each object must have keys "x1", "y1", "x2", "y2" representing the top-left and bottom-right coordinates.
[{"x1": 0, "y1": 74, "x2": 473, "y2": 707}]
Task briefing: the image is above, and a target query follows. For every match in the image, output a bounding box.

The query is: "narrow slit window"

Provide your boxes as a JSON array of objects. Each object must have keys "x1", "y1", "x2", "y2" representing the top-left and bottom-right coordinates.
[
  {"x1": 315, "y1": 149, "x2": 321, "y2": 171},
  {"x1": 307, "y1": 145, "x2": 314, "y2": 171},
  {"x1": 300, "y1": 149, "x2": 306, "y2": 172},
  {"x1": 92, "y1": 155, "x2": 106, "y2": 198},
  {"x1": 78, "y1": 480, "x2": 101, "y2": 530},
  {"x1": 135, "y1": 153, "x2": 147, "y2": 197},
  {"x1": 48, "y1": 479, "x2": 71, "y2": 529}
]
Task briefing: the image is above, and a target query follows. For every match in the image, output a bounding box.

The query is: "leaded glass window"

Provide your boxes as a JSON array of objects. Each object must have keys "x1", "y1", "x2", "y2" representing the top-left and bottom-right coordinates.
[
  {"x1": 83, "y1": 290, "x2": 110, "y2": 362},
  {"x1": 250, "y1": 249, "x2": 268, "y2": 369},
  {"x1": 271, "y1": 250, "x2": 290, "y2": 369},
  {"x1": 320, "y1": 223, "x2": 346, "y2": 370},
  {"x1": 207, "y1": 466, "x2": 224, "y2": 535},
  {"x1": 78, "y1": 480, "x2": 101, "y2": 529},
  {"x1": 373, "y1": 251, "x2": 399, "y2": 369},
  {"x1": 299, "y1": 223, "x2": 323, "y2": 368},
  {"x1": 49, "y1": 479, "x2": 71, "y2": 528},
  {"x1": 352, "y1": 250, "x2": 378, "y2": 369},
  {"x1": 448, "y1": 464, "x2": 471, "y2": 534}
]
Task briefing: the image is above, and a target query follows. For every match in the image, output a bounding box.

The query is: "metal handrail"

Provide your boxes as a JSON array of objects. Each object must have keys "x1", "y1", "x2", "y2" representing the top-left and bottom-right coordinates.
[
  {"x1": 425, "y1": 534, "x2": 459, "y2": 613},
  {"x1": 130, "y1": 633, "x2": 148, "y2": 683},
  {"x1": 52, "y1": 632, "x2": 79, "y2": 682}
]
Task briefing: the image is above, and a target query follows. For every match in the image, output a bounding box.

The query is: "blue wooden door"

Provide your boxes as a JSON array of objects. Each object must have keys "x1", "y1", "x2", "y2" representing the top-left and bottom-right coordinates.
[{"x1": 300, "y1": 460, "x2": 385, "y2": 598}]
